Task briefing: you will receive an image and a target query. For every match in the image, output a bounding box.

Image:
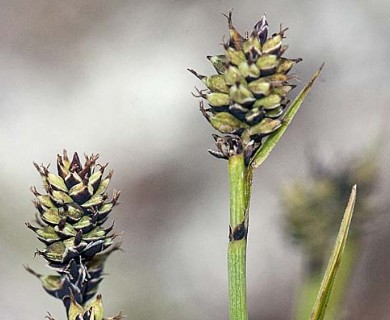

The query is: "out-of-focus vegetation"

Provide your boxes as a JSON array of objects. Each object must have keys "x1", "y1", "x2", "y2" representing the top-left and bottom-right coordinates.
[{"x1": 283, "y1": 145, "x2": 386, "y2": 319}]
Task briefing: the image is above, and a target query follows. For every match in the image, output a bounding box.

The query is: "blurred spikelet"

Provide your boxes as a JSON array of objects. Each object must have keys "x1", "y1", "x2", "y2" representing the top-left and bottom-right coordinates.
[{"x1": 283, "y1": 148, "x2": 380, "y2": 273}]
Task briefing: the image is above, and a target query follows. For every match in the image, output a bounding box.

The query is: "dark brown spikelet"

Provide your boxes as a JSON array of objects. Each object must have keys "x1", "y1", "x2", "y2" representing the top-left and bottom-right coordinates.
[
  {"x1": 189, "y1": 12, "x2": 302, "y2": 164},
  {"x1": 26, "y1": 150, "x2": 121, "y2": 315}
]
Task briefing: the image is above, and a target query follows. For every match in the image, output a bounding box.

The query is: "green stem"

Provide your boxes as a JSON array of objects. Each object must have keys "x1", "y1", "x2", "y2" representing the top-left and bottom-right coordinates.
[{"x1": 228, "y1": 154, "x2": 249, "y2": 320}]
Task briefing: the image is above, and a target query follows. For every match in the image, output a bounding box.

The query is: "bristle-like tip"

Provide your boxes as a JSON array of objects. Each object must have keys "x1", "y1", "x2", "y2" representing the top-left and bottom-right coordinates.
[
  {"x1": 223, "y1": 10, "x2": 244, "y2": 50},
  {"x1": 45, "y1": 312, "x2": 56, "y2": 320},
  {"x1": 187, "y1": 68, "x2": 204, "y2": 80},
  {"x1": 208, "y1": 149, "x2": 228, "y2": 160}
]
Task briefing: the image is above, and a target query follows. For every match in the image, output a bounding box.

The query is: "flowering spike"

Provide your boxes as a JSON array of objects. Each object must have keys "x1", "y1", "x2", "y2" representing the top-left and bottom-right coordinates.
[
  {"x1": 26, "y1": 151, "x2": 122, "y2": 318},
  {"x1": 190, "y1": 13, "x2": 301, "y2": 164}
]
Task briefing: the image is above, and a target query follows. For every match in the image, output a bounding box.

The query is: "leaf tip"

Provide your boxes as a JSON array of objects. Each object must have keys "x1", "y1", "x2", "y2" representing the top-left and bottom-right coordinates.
[{"x1": 350, "y1": 184, "x2": 357, "y2": 202}]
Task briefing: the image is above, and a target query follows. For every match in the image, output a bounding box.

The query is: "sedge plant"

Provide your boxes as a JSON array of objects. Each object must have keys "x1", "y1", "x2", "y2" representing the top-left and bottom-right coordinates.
[{"x1": 188, "y1": 11, "x2": 355, "y2": 320}]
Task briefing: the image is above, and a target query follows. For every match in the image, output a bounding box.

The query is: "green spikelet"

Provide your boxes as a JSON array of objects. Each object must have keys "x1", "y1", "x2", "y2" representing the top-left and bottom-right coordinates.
[
  {"x1": 189, "y1": 11, "x2": 302, "y2": 164},
  {"x1": 26, "y1": 150, "x2": 122, "y2": 318}
]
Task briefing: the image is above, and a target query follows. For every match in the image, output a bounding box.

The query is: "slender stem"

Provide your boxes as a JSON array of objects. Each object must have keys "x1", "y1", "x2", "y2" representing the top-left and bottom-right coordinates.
[
  {"x1": 228, "y1": 239, "x2": 247, "y2": 320},
  {"x1": 228, "y1": 154, "x2": 249, "y2": 320},
  {"x1": 229, "y1": 155, "x2": 246, "y2": 226}
]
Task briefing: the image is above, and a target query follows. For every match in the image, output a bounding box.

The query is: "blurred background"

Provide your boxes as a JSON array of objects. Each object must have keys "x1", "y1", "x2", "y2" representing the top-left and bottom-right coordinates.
[{"x1": 0, "y1": 0, "x2": 389, "y2": 319}]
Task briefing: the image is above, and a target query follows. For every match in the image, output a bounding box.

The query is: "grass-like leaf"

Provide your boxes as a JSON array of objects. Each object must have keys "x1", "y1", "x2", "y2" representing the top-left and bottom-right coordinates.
[
  {"x1": 250, "y1": 63, "x2": 325, "y2": 169},
  {"x1": 309, "y1": 185, "x2": 357, "y2": 320}
]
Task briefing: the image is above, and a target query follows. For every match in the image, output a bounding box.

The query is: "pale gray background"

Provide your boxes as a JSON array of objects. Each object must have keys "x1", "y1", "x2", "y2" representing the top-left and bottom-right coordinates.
[{"x1": 0, "y1": 1, "x2": 389, "y2": 319}]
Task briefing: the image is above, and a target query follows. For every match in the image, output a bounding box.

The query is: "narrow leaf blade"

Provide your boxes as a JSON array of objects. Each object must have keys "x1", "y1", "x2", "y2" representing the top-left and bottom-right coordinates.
[
  {"x1": 250, "y1": 63, "x2": 324, "y2": 169},
  {"x1": 310, "y1": 185, "x2": 357, "y2": 320}
]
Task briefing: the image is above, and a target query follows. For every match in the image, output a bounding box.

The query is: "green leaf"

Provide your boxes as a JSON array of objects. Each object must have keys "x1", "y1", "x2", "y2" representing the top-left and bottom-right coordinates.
[
  {"x1": 250, "y1": 63, "x2": 324, "y2": 169},
  {"x1": 310, "y1": 185, "x2": 357, "y2": 320}
]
